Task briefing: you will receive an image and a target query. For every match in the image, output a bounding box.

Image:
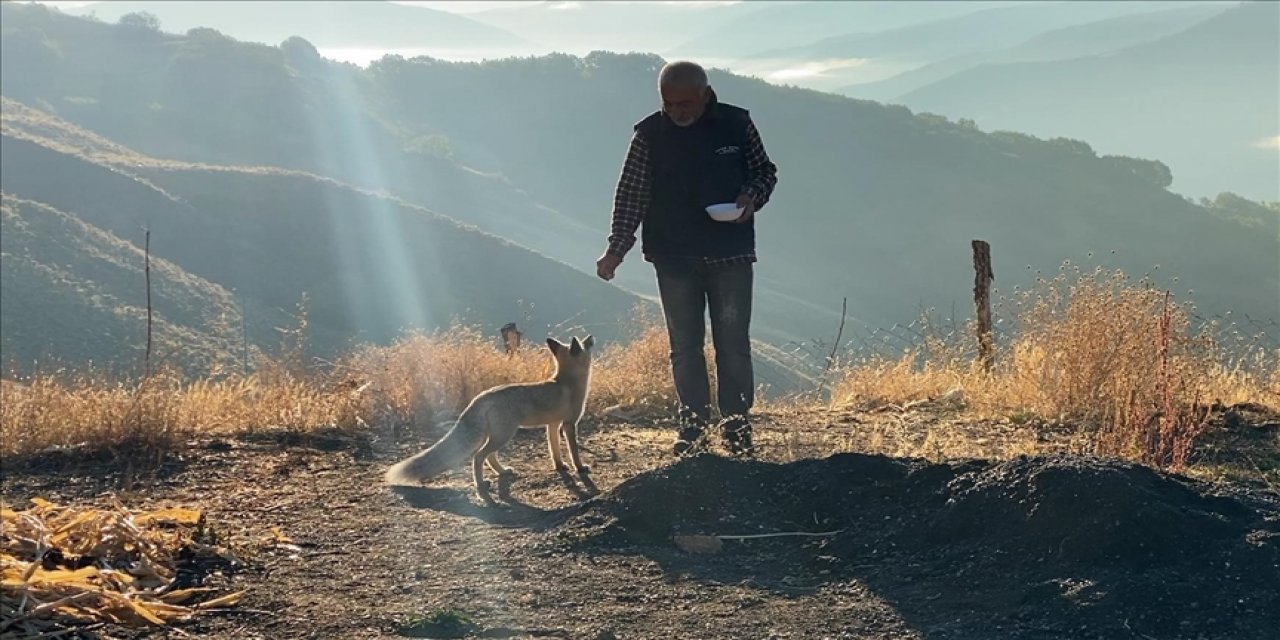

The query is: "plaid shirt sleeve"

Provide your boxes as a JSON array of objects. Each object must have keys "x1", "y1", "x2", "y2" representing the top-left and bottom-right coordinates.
[
  {"x1": 605, "y1": 131, "x2": 651, "y2": 259},
  {"x1": 739, "y1": 119, "x2": 778, "y2": 210}
]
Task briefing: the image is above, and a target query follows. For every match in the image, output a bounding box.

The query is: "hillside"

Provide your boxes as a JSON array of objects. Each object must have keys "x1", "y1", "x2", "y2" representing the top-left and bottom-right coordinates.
[
  {"x1": 0, "y1": 193, "x2": 244, "y2": 375},
  {"x1": 895, "y1": 1, "x2": 1279, "y2": 202},
  {"x1": 2, "y1": 2, "x2": 1276, "y2": 350},
  {"x1": 0, "y1": 115, "x2": 651, "y2": 373},
  {"x1": 357, "y1": 56, "x2": 1278, "y2": 332},
  {"x1": 0, "y1": 5, "x2": 599, "y2": 263}
]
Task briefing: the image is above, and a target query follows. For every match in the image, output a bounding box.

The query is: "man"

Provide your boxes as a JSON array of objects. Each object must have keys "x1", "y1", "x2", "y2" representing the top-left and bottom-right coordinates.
[{"x1": 595, "y1": 60, "x2": 779, "y2": 457}]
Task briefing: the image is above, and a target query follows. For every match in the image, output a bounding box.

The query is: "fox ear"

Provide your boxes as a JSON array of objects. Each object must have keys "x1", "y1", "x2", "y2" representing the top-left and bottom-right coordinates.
[
  {"x1": 569, "y1": 336, "x2": 583, "y2": 355},
  {"x1": 546, "y1": 337, "x2": 562, "y2": 355},
  {"x1": 583, "y1": 335, "x2": 595, "y2": 349}
]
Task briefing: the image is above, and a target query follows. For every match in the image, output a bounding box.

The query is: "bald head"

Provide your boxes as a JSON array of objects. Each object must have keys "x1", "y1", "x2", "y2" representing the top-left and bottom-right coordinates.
[
  {"x1": 659, "y1": 61, "x2": 708, "y2": 90},
  {"x1": 658, "y1": 61, "x2": 711, "y2": 127}
]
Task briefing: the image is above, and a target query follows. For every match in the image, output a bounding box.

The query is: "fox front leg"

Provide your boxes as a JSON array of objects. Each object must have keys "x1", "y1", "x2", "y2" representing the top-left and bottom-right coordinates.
[
  {"x1": 546, "y1": 423, "x2": 568, "y2": 472},
  {"x1": 561, "y1": 420, "x2": 590, "y2": 476}
]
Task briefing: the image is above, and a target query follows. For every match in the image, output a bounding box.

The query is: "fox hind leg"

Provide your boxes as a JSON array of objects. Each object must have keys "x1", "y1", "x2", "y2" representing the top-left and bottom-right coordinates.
[
  {"x1": 486, "y1": 452, "x2": 514, "y2": 477},
  {"x1": 472, "y1": 430, "x2": 515, "y2": 503}
]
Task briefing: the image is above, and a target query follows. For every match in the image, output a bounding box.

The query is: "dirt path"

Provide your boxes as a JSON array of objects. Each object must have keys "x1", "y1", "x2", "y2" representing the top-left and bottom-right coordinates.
[{"x1": 3, "y1": 410, "x2": 1277, "y2": 639}]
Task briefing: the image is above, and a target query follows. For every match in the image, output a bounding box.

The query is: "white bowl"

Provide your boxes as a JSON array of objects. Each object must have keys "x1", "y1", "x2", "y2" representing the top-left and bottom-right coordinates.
[{"x1": 705, "y1": 202, "x2": 744, "y2": 222}]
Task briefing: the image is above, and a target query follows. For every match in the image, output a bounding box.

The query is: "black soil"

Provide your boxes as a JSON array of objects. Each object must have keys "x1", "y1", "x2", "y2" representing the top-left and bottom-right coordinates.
[
  {"x1": 566, "y1": 453, "x2": 1280, "y2": 639},
  {"x1": 4, "y1": 417, "x2": 1277, "y2": 640}
]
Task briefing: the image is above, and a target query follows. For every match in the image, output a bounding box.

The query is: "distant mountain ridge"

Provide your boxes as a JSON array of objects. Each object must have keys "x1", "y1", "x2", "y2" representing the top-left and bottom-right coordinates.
[
  {"x1": 0, "y1": 103, "x2": 651, "y2": 375},
  {"x1": 2, "y1": 3, "x2": 1275, "y2": 379},
  {"x1": 843, "y1": 4, "x2": 1229, "y2": 101},
  {"x1": 67, "y1": 1, "x2": 533, "y2": 51},
  {"x1": 890, "y1": 1, "x2": 1278, "y2": 201}
]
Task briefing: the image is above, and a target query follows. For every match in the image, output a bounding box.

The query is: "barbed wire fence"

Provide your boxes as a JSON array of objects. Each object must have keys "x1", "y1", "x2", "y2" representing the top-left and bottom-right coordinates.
[
  {"x1": 521, "y1": 266, "x2": 1279, "y2": 403},
  {"x1": 763, "y1": 299, "x2": 1279, "y2": 402}
]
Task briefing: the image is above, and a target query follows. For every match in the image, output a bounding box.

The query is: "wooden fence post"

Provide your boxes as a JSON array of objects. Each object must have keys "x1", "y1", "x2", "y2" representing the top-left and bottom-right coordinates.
[
  {"x1": 972, "y1": 240, "x2": 994, "y2": 373},
  {"x1": 500, "y1": 322, "x2": 522, "y2": 355},
  {"x1": 145, "y1": 228, "x2": 153, "y2": 378}
]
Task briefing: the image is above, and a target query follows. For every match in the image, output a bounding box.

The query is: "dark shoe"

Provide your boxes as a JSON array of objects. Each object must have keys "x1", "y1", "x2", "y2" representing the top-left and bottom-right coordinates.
[
  {"x1": 672, "y1": 426, "x2": 707, "y2": 457},
  {"x1": 722, "y1": 419, "x2": 755, "y2": 457}
]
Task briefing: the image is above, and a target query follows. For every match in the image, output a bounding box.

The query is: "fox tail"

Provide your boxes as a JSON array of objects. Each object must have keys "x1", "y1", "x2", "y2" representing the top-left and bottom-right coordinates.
[{"x1": 383, "y1": 413, "x2": 486, "y2": 486}]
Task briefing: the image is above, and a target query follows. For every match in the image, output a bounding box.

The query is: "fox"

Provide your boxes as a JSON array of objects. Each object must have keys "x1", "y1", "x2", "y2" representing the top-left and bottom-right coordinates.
[{"x1": 384, "y1": 335, "x2": 595, "y2": 502}]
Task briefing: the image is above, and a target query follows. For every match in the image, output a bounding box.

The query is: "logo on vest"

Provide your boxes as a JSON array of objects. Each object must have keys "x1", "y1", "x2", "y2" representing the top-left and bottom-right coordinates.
[{"x1": 714, "y1": 145, "x2": 741, "y2": 155}]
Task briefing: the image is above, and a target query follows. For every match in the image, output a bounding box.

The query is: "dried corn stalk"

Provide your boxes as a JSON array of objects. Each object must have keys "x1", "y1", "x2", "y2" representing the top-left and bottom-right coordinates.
[{"x1": 1, "y1": 497, "x2": 244, "y2": 638}]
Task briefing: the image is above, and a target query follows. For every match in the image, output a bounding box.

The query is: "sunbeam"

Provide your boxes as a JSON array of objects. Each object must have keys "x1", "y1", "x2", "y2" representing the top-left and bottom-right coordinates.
[{"x1": 299, "y1": 59, "x2": 442, "y2": 341}]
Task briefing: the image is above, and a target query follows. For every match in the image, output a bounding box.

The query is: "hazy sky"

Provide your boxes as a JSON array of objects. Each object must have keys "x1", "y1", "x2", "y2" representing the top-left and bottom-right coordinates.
[
  {"x1": 382, "y1": 1, "x2": 744, "y2": 12},
  {"x1": 395, "y1": 1, "x2": 519, "y2": 13},
  {"x1": 41, "y1": 1, "x2": 743, "y2": 12}
]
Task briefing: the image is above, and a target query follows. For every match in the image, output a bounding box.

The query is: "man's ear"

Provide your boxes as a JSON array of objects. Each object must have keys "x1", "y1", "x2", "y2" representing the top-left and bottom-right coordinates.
[
  {"x1": 583, "y1": 335, "x2": 595, "y2": 350},
  {"x1": 702, "y1": 84, "x2": 712, "y2": 103},
  {"x1": 546, "y1": 337, "x2": 563, "y2": 355},
  {"x1": 569, "y1": 337, "x2": 583, "y2": 355}
]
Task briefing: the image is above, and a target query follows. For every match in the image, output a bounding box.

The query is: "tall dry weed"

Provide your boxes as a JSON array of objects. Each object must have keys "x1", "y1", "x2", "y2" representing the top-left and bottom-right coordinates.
[
  {"x1": 0, "y1": 367, "x2": 364, "y2": 460},
  {"x1": 1, "y1": 311, "x2": 689, "y2": 461},
  {"x1": 341, "y1": 325, "x2": 551, "y2": 431},
  {"x1": 830, "y1": 264, "x2": 1279, "y2": 469}
]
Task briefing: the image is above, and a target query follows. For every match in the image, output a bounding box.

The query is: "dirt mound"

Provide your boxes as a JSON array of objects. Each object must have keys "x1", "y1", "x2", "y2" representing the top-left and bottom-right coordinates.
[
  {"x1": 565, "y1": 453, "x2": 1280, "y2": 639},
  {"x1": 931, "y1": 456, "x2": 1254, "y2": 565}
]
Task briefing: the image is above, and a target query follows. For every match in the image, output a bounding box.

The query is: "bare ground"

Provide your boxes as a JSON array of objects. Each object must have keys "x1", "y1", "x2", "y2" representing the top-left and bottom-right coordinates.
[{"x1": 2, "y1": 407, "x2": 1278, "y2": 640}]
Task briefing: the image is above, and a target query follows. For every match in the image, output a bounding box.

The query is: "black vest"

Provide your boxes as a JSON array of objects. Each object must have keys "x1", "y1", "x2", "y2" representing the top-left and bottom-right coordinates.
[{"x1": 635, "y1": 100, "x2": 754, "y2": 258}]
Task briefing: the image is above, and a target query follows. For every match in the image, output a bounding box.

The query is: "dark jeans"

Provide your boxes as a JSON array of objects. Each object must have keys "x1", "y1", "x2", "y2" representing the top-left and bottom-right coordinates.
[{"x1": 653, "y1": 258, "x2": 754, "y2": 429}]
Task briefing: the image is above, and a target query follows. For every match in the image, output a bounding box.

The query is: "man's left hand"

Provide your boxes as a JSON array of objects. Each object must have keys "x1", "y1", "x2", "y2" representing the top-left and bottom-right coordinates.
[{"x1": 733, "y1": 193, "x2": 757, "y2": 224}]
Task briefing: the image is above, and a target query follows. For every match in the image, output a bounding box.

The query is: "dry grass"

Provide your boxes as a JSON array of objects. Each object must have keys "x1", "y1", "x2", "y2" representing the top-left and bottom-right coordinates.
[
  {"x1": 341, "y1": 325, "x2": 558, "y2": 431},
  {"x1": 4, "y1": 268, "x2": 1275, "y2": 475},
  {"x1": 830, "y1": 266, "x2": 1280, "y2": 470},
  {"x1": 0, "y1": 314, "x2": 682, "y2": 461},
  {"x1": 589, "y1": 323, "x2": 687, "y2": 416},
  {"x1": 340, "y1": 304, "x2": 708, "y2": 431},
  {"x1": 0, "y1": 368, "x2": 366, "y2": 461}
]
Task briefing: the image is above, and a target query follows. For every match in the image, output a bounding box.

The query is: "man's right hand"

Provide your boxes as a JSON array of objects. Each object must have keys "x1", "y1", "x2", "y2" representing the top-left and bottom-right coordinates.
[{"x1": 596, "y1": 252, "x2": 623, "y2": 281}]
